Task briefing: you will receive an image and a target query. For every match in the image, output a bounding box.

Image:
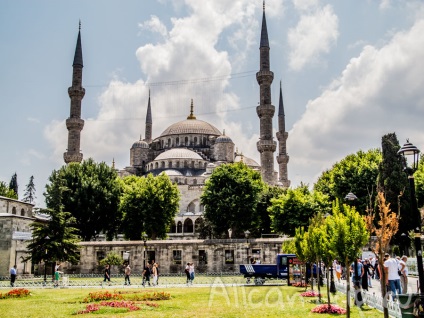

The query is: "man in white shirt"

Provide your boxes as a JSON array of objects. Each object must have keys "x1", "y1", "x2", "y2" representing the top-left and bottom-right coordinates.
[
  {"x1": 399, "y1": 255, "x2": 408, "y2": 294},
  {"x1": 10, "y1": 265, "x2": 17, "y2": 287},
  {"x1": 384, "y1": 253, "x2": 402, "y2": 300}
]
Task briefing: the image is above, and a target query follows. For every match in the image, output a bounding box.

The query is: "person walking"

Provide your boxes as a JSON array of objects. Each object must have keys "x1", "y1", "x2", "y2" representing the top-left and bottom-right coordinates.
[
  {"x1": 350, "y1": 258, "x2": 364, "y2": 305},
  {"x1": 384, "y1": 253, "x2": 402, "y2": 300},
  {"x1": 399, "y1": 255, "x2": 408, "y2": 294},
  {"x1": 124, "y1": 264, "x2": 131, "y2": 285},
  {"x1": 10, "y1": 265, "x2": 17, "y2": 287},
  {"x1": 152, "y1": 263, "x2": 158, "y2": 286},
  {"x1": 103, "y1": 265, "x2": 111, "y2": 284},
  {"x1": 142, "y1": 263, "x2": 151, "y2": 287},
  {"x1": 54, "y1": 267, "x2": 64, "y2": 288},
  {"x1": 335, "y1": 261, "x2": 342, "y2": 283},
  {"x1": 185, "y1": 263, "x2": 191, "y2": 285},
  {"x1": 189, "y1": 262, "x2": 195, "y2": 284}
]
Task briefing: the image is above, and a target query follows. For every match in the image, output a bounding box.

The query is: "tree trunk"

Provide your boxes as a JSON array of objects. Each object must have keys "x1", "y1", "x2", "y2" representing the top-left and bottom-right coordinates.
[{"x1": 346, "y1": 257, "x2": 350, "y2": 318}]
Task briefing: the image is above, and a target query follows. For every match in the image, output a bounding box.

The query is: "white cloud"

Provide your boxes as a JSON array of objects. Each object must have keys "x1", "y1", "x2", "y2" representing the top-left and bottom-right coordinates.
[
  {"x1": 138, "y1": 15, "x2": 168, "y2": 38},
  {"x1": 45, "y1": 1, "x2": 282, "y2": 170},
  {"x1": 288, "y1": 18, "x2": 424, "y2": 187},
  {"x1": 288, "y1": 4, "x2": 339, "y2": 71}
]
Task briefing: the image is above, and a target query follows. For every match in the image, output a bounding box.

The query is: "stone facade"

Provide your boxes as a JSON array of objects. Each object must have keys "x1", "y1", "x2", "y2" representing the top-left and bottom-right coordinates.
[
  {"x1": 0, "y1": 196, "x2": 35, "y2": 276},
  {"x1": 61, "y1": 238, "x2": 286, "y2": 274}
]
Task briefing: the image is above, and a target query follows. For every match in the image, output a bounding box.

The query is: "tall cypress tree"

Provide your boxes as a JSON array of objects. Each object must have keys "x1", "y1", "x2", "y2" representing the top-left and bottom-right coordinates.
[
  {"x1": 23, "y1": 175, "x2": 36, "y2": 203},
  {"x1": 9, "y1": 172, "x2": 18, "y2": 199},
  {"x1": 377, "y1": 133, "x2": 411, "y2": 246}
]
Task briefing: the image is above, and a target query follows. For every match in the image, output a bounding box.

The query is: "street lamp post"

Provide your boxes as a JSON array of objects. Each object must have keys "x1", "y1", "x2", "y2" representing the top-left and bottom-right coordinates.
[
  {"x1": 398, "y1": 140, "x2": 424, "y2": 308},
  {"x1": 244, "y1": 230, "x2": 250, "y2": 264},
  {"x1": 43, "y1": 236, "x2": 50, "y2": 284},
  {"x1": 345, "y1": 192, "x2": 361, "y2": 305},
  {"x1": 142, "y1": 233, "x2": 148, "y2": 269}
]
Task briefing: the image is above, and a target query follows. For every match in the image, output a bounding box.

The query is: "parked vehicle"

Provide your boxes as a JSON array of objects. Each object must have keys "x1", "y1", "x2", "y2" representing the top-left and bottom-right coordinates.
[{"x1": 239, "y1": 254, "x2": 301, "y2": 285}]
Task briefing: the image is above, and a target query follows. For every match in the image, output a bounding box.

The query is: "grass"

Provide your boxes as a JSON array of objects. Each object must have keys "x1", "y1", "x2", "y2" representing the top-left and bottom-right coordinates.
[{"x1": 0, "y1": 285, "x2": 384, "y2": 318}]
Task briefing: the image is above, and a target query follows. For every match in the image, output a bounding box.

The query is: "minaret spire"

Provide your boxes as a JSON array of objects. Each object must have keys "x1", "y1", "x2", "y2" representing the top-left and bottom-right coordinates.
[
  {"x1": 256, "y1": 3, "x2": 276, "y2": 184},
  {"x1": 144, "y1": 89, "x2": 152, "y2": 143},
  {"x1": 187, "y1": 99, "x2": 196, "y2": 119},
  {"x1": 276, "y1": 80, "x2": 290, "y2": 187},
  {"x1": 64, "y1": 22, "x2": 85, "y2": 164}
]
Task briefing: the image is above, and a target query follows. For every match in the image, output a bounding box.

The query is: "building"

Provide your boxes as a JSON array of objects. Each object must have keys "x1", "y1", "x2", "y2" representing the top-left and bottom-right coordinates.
[
  {"x1": 63, "y1": 4, "x2": 290, "y2": 240},
  {"x1": 0, "y1": 196, "x2": 35, "y2": 277}
]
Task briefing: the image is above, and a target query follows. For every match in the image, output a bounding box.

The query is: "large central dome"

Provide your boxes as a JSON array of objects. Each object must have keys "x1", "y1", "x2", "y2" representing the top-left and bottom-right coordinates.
[{"x1": 160, "y1": 119, "x2": 221, "y2": 137}]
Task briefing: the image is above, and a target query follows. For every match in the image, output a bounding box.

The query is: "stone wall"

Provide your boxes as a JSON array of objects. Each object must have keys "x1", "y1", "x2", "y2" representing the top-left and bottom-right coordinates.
[{"x1": 60, "y1": 238, "x2": 286, "y2": 275}]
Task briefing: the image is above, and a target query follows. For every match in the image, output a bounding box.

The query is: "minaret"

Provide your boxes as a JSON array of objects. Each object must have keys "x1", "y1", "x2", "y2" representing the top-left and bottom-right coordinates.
[
  {"x1": 64, "y1": 22, "x2": 85, "y2": 164},
  {"x1": 276, "y1": 81, "x2": 290, "y2": 187},
  {"x1": 144, "y1": 89, "x2": 152, "y2": 143},
  {"x1": 256, "y1": 2, "x2": 276, "y2": 184}
]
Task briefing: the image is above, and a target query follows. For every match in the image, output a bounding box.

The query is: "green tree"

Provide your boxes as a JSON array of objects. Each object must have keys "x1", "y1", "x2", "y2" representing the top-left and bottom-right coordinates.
[
  {"x1": 9, "y1": 172, "x2": 18, "y2": 199},
  {"x1": 326, "y1": 201, "x2": 369, "y2": 317},
  {"x1": 314, "y1": 149, "x2": 381, "y2": 214},
  {"x1": 201, "y1": 162, "x2": 264, "y2": 238},
  {"x1": 99, "y1": 251, "x2": 124, "y2": 267},
  {"x1": 377, "y1": 133, "x2": 411, "y2": 246},
  {"x1": 415, "y1": 156, "x2": 424, "y2": 212},
  {"x1": 24, "y1": 178, "x2": 80, "y2": 277},
  {"x1": 0, "y1": 181, "x2": 18, "y2": 199},
  {"x1": 23, "y1": 175, "x2": 36, "y2": 203},
  {"x1": 269, "y1": 184, "x2": 330, "y2": 236},
  {"x1": 120, "y1": 173, "x2": 180, "y2": 240},
  {"x1": 46, "y1": 158, "x2": 122, "y2": 241},
  {"x1": 254, "y1": 185, "x2": 286, "y2": 237}
]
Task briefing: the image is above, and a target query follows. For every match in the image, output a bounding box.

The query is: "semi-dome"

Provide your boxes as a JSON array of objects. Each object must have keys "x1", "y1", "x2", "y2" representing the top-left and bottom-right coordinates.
[
  {"x1": 131, "y1": 138, "x2": 149, "y2": 149},
  {"x1": 155, "y1": 148, "x2": 203, "y2": 161},
  {"x1": 162, "y1": 169, "x2": 183, "y2": 176},
  {"x1": 234, "y1": 154, "x2": 260, "y2": 167},
  {"x1": 216, "y1": 135, "x2": 233, "y2": 143},
  {"x1": 160, "y1": 119, "x2": 221, "y2": 137}
]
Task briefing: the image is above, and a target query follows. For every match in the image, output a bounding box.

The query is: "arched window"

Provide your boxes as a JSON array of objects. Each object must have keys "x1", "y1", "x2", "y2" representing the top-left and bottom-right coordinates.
[
  {"x1": 203, "y1": 137, "x2": 207, "y2": 145},
  {"x1": 185, "y1": 137, "x2": 188, "y2": 145},
  {"x1": 168, "y1": 138, "x2": 171, "y2": 147},
  {"x1": 177, "y1": 221, "x2": 183, "y2": 233},
  {"x1": 176, "y1": 137, "x2": 179, "y2": 146},
  {"x1": 161, "y1": 140, "x2": 164, "y2": 148},
  {"x1": 176, "y1": 161, "x2": 180, "y2": 168},
  {"x1": 187, "y1": 202, "x2": 195, "y2": 212},
  {"x1": 191, "y1": 161, "x2": 195, "y2": 168},
  {"x1": 184, "y1": 161, "x2": 188, "y2": 168},
  {"x1": 193, "y1": 179, "x2": 197, "y2": 185},
  {"x1": 171, "y1": 222, "x2": 177, "y2": 233},
  {"x1": 12, "y1": 207, "x2": 16, "y2": 215},
  {"x1": 184, "y1": 218, "x2": 194, "y2": 233},
  {"x1": 155, "y1": 162, "x2": 158, "y2": 169},
  {"x1": 194, "y1": 137, "x2": 198, "y2": 145},
  {"x1": 21, "y1": 209, "x2": 25, "y2": 216},
  {"x1": 161, "y1": 161, "x2": 165, "y2": 168}
]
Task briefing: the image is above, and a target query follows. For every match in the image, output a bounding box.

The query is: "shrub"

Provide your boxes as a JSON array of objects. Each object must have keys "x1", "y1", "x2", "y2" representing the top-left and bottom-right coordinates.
[{"x1": 311, "y1": 304, "x2": 347, "y2": 314}]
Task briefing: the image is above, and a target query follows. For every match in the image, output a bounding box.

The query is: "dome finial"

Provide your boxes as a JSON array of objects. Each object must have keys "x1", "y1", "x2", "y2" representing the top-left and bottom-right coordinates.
[
  {"x1": 140, "y1": 134, "x2": 142, "y2": 141},
  {"x1": 263, "y1": 0, "x2": 265, "y2": 12},
  {"x1": 187, "y1": 98, "x2": 196, "y2": 119},
  {"x1": 79, "y1": 19, "x2": 81, "y2": 31},
  {"x1": 223, "y1": 129, "x2": 226, "y2": 136},
  {"x1": 112, "y1": 158, "x2": 115, "y2": 169}
]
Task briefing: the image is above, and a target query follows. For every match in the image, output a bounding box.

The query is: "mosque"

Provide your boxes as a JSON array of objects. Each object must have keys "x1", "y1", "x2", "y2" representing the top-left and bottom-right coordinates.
[{"x1": 63, "y1": 4, "x2": 290, "y2": 239}]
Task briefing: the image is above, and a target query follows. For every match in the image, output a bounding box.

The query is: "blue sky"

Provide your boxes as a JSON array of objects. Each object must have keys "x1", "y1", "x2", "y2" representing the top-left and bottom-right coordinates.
[{"x1": 1, "y1": 0, "x2": 424, "y2": 207}]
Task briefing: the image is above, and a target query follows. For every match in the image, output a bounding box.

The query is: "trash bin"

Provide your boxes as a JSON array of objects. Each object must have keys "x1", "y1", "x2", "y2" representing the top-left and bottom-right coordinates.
[
  {"x1": 62, "y1": 276, "x2": 69, "y2": 287},
  {"x1": 398, "y1": 294, "x2": 419, "y2": 317}
]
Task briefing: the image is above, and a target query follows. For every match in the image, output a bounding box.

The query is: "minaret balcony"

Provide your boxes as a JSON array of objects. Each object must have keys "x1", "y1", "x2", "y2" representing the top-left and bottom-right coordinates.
[
  {"x1": 68, "y1": 87, "x2": 86, "y2": 98},
  {"x1": 276, "y1": 154, "x2": 289, "y2": 164},
  {"x1": 256, "y1": 70, "x2": 274, "y2": 85},
  {"x1": 257, "y1": 140, "x2": 277, "y2": 152},
  {"x1": 276, "y1": 131, "x2": 288, "y2": 140},
  {"x1": 66, "y1": 118, "x2": 85, "y2": 130},
  {"x1": 64, "y1": 152, "x2": 83, "y2": 164},
  {"x1": 256, "y1": 104, "x2": 275, "y2": 118}
]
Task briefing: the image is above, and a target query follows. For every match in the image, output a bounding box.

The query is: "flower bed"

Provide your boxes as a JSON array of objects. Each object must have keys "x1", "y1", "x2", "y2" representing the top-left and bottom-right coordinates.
[
  {"x1": 311, "y1": 304, "x2": 347, "y2": 314},
  {"x1": 292, "y1": 282, "x2": 308, "y2": 287},
  {"x1": 83, "y1": 291, "x2": 123, "y2": 302},
  {"x1": 300, "y1": 290, "x2": 322, "y2": 297},
  {"x1": 0, "y1": 289, "x2": 31, "y2": 299}
]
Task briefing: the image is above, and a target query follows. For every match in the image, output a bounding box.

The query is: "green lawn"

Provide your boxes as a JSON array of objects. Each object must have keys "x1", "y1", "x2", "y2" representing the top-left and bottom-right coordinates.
[{"x1": 0, "y1": 285, "x2": 383, "y2": 318}]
